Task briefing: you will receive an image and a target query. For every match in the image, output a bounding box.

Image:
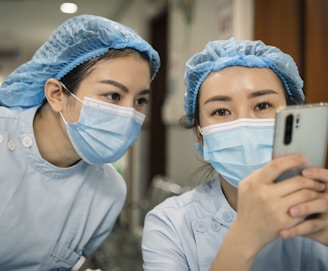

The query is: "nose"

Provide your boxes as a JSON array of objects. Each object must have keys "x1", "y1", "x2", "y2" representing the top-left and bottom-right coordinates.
[
  {"x1": 120, "y1": 97, "x2": 134, "y2": 108},
  {"x1": 236, "y1": 109, "x2": 255, "y2": 119}
]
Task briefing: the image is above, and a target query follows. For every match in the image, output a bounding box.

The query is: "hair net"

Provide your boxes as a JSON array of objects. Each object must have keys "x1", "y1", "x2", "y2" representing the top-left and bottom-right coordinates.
[
  {"x1": 184, "y1": 38, "x2": 304, "y2": 124},
  {"x1": 0, "y1": 14, "x2": 160, "y2": 108}
]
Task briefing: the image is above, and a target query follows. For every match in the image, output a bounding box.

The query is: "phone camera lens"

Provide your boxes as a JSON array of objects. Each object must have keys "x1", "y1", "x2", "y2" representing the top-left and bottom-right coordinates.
[
  {"x1": 296, "y1": 114, "x2": 300, "y2": 128},
  {"x1": 284, "y1": 114, "x2": 294, "y2": 145}
]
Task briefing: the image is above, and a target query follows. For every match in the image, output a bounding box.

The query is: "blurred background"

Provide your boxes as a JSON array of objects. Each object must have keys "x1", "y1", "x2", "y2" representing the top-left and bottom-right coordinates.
[{"x1": 0, "y1": 0, "x2": 327, "y2": 270}]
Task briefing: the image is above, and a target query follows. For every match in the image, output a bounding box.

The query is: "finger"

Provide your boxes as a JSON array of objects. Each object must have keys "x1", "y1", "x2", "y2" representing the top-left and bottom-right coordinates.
[
  {"x1": 283, "y1": 190, "x2": 324, "y2": 214},
  {"x1": 280, "y1": 217, "x2": 324, "y2": 239},
  {"x1": 302, "y1": 168, "x2": 328, "y2": 183},
  {"x1": 289, "y1": 195, "x2": 328, "y2": 218},
  {"x1": 275, "y1": 176, "x2": 325, "y2": 197},
  {"x1": 260, "y1": 154, "x2": 307, "y2": 185}
]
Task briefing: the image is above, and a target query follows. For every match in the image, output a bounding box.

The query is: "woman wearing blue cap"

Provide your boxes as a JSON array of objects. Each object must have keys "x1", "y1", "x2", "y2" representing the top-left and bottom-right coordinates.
[
  {"x1": 142, "y1": 38, "x2": 328, "y2": 270},
  {"x1": 0, "y1": 14, "x2": 160, "y2": 270}
]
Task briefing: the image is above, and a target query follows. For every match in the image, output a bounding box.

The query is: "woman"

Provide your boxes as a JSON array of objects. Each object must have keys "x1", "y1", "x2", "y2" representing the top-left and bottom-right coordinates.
[
  {"x1": 142, "y1": 38, "x2": 328, "y2": 271},
  {"x1": 0, "y1": 14, "x2": 160, "y2": 270}
]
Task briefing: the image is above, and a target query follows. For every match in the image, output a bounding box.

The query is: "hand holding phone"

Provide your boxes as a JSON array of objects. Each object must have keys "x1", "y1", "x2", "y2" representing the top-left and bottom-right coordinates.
[{"x1": 272, "y1": 103, "x2": 328, "y2": 182}]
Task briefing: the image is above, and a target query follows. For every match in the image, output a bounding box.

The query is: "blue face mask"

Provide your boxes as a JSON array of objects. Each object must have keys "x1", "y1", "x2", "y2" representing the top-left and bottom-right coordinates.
[
  {"x1": 61, "y1": 94, "x2": 145, "y2": 165},
  {"x1": 198, "y1": 118, "x2": 275, "y2": 187}
]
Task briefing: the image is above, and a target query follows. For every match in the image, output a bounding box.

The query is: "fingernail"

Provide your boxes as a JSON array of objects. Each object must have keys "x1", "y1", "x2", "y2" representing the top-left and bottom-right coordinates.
[
  {"x1": 301, "y1": 156, "x2": 308, "y2": 163},
  {"x1": 281, "y1": 230, "x2": 290, "y2": 239},
  {"x1": 302, "y1": 168, "x2": 312, "y2": 175},
  {"x1": 319, "y1": 183, "x2": 326, "y2": 190},
  {"x1": 290, "y1": 207, "x2": 300, "y2": 217}
]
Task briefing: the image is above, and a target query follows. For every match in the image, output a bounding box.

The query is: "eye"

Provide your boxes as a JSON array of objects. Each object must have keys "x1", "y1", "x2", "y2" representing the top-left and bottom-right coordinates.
[
  {"x1": 135, "y1": 97, "x2": 149, "y2": 106},
  {"x1": 106, "y1": 92, "x2": 121, "y2": 101},
  {"x1": 212, "y1": 108, "x2": 231, "y2": 116},
  {"x1": 255, "y1": 102, "x2": 272, "y2": 111}
]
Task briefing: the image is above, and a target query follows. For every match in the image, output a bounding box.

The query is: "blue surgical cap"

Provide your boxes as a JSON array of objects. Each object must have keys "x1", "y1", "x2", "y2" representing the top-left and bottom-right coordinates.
[
  {"x1": 0, "y1": 14, "x2": 160, "y2": 108},
  {"x1": 184, "y1": 38, "x2": 304, "y2": 124}
]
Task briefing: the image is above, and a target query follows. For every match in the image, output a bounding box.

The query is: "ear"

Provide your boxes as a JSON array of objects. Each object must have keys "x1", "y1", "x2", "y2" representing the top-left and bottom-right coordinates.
[
  {"x1": 44, "y1": 78, "x2": 66, "y2": 113},
  {"x1": 193, "y1": 125, "x2": 204, "y2": 146}
]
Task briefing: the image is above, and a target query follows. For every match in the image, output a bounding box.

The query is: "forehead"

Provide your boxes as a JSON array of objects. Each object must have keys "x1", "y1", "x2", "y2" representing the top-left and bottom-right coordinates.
[
  {"x1": 87, "y1": 55, "x2": 151, "y2": 81},
  {"x1": 199, "y1": 66, "x2": 286, "y2": 99}
]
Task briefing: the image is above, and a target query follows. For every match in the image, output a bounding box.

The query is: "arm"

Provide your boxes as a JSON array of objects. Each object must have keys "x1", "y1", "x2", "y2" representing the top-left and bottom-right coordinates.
[
  {"x1": 142, "y1": 210, "x2": 189, "y2": 271},
  {"x1": 83, "y1": 167, "x2": 127, "y2": 257},
  {"x1": 209, "y1": 221, "x2": 258, "y2": 271}
]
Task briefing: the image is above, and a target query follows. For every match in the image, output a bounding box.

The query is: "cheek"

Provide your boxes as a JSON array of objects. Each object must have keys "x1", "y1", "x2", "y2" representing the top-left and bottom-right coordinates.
[
  {"x1": 195, "y1": 127, "x2": 203, "y2": 145},
  {"x1": 198, "y1": 109, "x2": 208, "y2": 127},
  {"x1": 64, "y1": 99, "x2": 83, "y2": 123},
  {"x1": 254, "y1": 109, "x2": 277, "y2": 119}
]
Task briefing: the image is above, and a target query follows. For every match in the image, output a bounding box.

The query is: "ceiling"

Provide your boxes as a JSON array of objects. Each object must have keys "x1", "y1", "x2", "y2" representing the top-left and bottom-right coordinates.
[{"x1": 0, "y1": 0, "x2": 134, "y2": 79}]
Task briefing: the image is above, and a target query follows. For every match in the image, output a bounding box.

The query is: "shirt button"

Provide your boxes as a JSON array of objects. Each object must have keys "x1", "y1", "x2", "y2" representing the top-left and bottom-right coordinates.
[
  {"x1": 7, "y1": 139, "x2": 16, "y2": 151},
  {"x1": 211, "y1": 220, "x2": 221, "y2": 232},
  {"x1": 0, "y1": 134, "x2": 3, "y2": 144},
  {"x1": 222, "y1": 211, "x2": 233, "y2": 223},
  {"x1": 22, "y1": 136, "x2": 33, "y2": 148},
  {"x1": 193, "y1": 221, "x2": 208, "y2": 233}
]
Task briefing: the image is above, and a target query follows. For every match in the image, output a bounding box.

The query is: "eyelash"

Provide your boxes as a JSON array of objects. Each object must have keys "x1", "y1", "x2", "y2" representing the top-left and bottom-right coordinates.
[
  {"x1": 211, "y1": 108, "x2": 230, "y2": 116},
  {"x1": 105, "y1": 93, "x2": 149, "y2": 107},
  {"x1": 211, "y1": 101, "x2": 273, "y2": 116},
  {"x1": 255, "y1": 101, "x2": 273, "y2": 111},
  {"x1": 106, "y1": 93, "x2": 120, "y2": 101},
  {"x1": 135, "y1": 97, "x2": 149, "y2": 106}
]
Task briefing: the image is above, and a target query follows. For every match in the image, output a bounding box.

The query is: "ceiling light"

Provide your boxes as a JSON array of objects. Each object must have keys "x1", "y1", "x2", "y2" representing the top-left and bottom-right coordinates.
[{"x1": 60, "y1": 2, "x2": 78, "y2": 14}]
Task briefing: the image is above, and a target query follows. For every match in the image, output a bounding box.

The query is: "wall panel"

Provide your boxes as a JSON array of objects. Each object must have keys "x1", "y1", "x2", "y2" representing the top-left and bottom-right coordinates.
[{"x1": 254, "y1": 0, "x2": 328, "y2": 167}]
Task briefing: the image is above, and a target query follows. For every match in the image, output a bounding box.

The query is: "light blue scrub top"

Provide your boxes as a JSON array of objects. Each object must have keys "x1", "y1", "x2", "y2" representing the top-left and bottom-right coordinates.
[
  {"x1": 142, "y1": 178, "x2": 328, "y2": 271},
  {"x1": 0, "y1": 106, "x2": 127, "y2": 270}
]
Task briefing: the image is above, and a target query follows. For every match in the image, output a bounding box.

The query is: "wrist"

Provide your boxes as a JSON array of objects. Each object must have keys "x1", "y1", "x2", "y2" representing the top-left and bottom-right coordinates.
[{"x1": 228, "y1": 222, "x2": 260, "y2": 261}]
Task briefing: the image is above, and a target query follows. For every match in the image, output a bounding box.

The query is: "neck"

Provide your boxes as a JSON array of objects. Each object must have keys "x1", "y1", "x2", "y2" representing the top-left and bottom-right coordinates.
[
  {"x1": 220, "y1": 176, "x2": 238, "y2": 211},
  {"x1": 33, "y1": 104, "x2": 81, "y2": 167}
]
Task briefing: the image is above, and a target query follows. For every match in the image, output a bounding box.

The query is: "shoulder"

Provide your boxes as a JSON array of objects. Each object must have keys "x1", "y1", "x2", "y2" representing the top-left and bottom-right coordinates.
[
  {"x1": 0, "y1": 107, "x2": 37, "y2": 157},
  {"x1": 82, "y1": 164, "x2": 127, "y2": 234},
  {"x1": 92, "y1": 163, "x2": 127, "y2": 205},
  {"x1": 146, "y1": 178, "x2": 222, "y2": 224},
  {"x1": 142, "y1": 178, "x2": 225, "y2": 270},
  {"x1": 0, "y1": 106, "x2": 18, "y2": 122},
  {"x1": 97, "y1": 164, "x2": 127, "y2": 194},
  {"x1": 0, "y1": 107, "x2": 17, "y2": 149},
  {"x1": 0, "y1": 106, "x2": 37, "y2": 130}
]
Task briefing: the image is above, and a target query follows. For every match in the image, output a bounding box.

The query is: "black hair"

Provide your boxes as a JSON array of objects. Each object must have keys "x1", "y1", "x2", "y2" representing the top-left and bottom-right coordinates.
[{"x1": 60, "y1": 48, "x2": 151, "y2": 94}]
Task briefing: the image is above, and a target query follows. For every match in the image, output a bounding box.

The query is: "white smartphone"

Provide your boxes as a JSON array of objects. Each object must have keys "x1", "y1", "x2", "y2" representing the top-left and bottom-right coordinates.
[{"x1": 272, "y1": 103, "x2": 328, "y2": 182}]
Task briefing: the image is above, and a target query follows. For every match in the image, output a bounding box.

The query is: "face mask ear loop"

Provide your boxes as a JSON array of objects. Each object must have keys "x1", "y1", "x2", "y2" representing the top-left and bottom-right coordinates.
[
  {"x1": 195, "y1": 125, "x2": 204, "y2": 146},
  {"x1": 198, "y1": 126, "x2": 204, "y2": 135},
  {"x1": 60, "y1": 82, "x2": 84, "y2": 104},
  {"x1": 59, "y1": 112, "x2": 68, "y2": 125},
  {"x1": 59, "y1": 82, "x2": 83, "y2": 125}
]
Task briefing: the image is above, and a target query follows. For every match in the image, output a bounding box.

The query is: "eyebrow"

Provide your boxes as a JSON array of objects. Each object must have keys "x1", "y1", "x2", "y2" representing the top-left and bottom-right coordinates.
[
  {"x1": 247, "y1": 89, "x2": 279, "y2": 98},
  {"x1": 204, "y1": 89, "x2": 279, "y2": 105},
  {"x1": 204, "y1": 95, "x2": 231, "y2": 105},
  {"x1": 99, "y1": 79, "x2": 151, "y2": 95}
]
